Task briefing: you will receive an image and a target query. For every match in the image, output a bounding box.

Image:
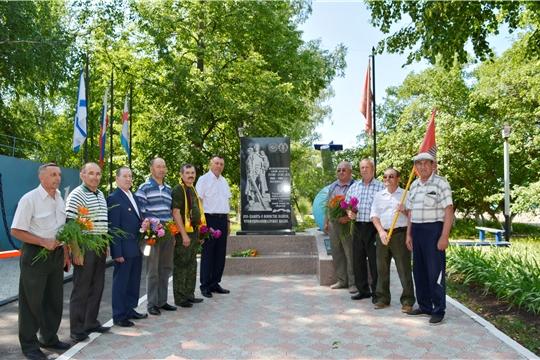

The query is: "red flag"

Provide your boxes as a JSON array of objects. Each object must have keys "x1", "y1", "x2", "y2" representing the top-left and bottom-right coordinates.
[
  {"x1": 359, "y1": 60, "x2": 373, "y2": 135},
  {"x1": 417, "y1": 106, "x2": 438, "y2": 174}
]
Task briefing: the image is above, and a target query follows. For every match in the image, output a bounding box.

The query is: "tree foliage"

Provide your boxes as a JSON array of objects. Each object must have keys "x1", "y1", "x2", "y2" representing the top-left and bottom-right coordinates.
[
  {"x1": 366, "y1": 0, "x2": 540, "y2": 68},
  {"x1": 372, "y1": 34, "x2": 540, "y2": 222}
]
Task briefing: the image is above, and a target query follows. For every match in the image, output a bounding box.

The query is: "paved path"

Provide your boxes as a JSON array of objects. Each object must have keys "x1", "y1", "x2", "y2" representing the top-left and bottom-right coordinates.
[{"x1": 1, "y1": 256, "x2": 537, "y2": 359}]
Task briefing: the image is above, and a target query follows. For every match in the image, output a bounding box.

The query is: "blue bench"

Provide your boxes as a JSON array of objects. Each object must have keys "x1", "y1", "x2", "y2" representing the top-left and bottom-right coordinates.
[{"x1": 475, "y1": 226, "x2": 505, "y2": 242}]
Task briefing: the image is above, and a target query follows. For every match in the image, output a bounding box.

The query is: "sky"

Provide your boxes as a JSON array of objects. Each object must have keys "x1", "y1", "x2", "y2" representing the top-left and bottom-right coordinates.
[{"x1": 299, "y1": 1, "x2": 514, "y2": 150}]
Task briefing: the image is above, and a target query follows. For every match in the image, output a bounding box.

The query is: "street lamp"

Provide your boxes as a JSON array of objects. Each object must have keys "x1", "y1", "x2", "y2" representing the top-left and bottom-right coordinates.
[{"x1": 502, "y1": 124, "x2": 511, "y2": 242}]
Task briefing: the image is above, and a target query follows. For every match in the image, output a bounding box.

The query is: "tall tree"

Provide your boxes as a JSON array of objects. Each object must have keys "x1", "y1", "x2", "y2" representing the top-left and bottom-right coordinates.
[{"x1": 366, "y1": 1, "x2": 540, "y2": 68}]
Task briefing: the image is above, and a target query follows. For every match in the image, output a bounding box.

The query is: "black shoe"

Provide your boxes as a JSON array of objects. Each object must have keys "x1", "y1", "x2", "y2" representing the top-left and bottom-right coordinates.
[
  {"x1": 114, "y1": 319, "x2": 135, "y2": 327},
  {"x1": 129, "y1": 311, "x2": 148, "y2": 320},
  {"x1": 70, "y1": 333, "x2": 89, "y2": 342},
  {"x1": 148, "y1": 306, "x2": 161, "y2": 315},
  {"x1": 24, "y1": 349, "x2": 47, "y2": 359},
  {"x1": 351, "y1": 293, "x2": 372, "y2": 300},
  {"x1": 211, "y1": 285, "x2": 230, "y2": 294},
  {"x1": 201, "y1": 290, "x2": 213, "y2": 298},
  {"x1": 187, "y1": 298, "x2": 204, "y2": 303},
  {"x1": 40, "y1": 341, "x2": 70, "y2": 350},
  {"x1": 371, "y1": 295, "x2": 378, "y2": 304},
  {"x1": 85, "y1": 325, "x2": 110, "y2": 333},
  {"x1": 178, "y1": 301, "x2": 193, "y2": 308},
  {"x1": 160, "y1": 303, "x2": 177, "y2": 311}
]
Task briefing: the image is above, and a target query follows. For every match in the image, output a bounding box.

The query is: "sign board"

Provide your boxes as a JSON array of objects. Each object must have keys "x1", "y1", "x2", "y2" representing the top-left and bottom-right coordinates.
[{"x1": 240, "y1": 137, "x2": 292, "y2": 233}]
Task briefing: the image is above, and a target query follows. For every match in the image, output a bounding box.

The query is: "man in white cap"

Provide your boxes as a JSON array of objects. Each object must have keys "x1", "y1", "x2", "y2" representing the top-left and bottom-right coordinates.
[{"x1": 404, "y1": 153, "x2": 453, "y2": 326}]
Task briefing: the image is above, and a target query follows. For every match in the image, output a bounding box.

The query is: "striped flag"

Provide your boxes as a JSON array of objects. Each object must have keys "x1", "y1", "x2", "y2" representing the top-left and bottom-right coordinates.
[
  {"x1": 121, "y1": 94, "x2": 130, "y2": 157},
  {"x1": 99, "y1": 88, "x2": 109, "y2": 168},
  {"x1": 72, "y1": 71, "x2": 87, "y2": 152},
  {"x1": 359, "y1": 60, "x2": 373, "y2": 136}
]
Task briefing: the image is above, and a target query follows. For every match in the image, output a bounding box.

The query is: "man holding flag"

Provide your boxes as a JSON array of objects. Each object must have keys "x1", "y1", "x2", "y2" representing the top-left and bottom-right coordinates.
[{"x1": 404, "y1": 153, "x2": 453, "y2": 326}]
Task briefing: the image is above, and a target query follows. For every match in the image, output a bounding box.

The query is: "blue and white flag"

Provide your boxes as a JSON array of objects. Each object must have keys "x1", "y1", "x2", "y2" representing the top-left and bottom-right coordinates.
[
  {"x1": 72, "y1": 71, "x2": 87, "y2": 152},
  {"x1": 121, "y1": 94, "x2": 130, "y2": 156}
]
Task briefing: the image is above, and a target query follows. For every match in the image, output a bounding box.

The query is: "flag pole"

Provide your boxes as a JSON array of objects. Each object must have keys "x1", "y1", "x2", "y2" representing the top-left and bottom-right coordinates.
[
  {"x1": 109, "y1": 69, "x2": 114, "y2": 194},
  {"x1": 386, "y1": 167, "x2": 416, "y2": 243},
  {"x1": 371, "y1": 47, "x2": 377, "y2": 173},
  {"x1": 84, "y1": 54, "x2": 89, "y2": 164},
  {"x1": 387, "y1": 106, "x2": 438, "y2": 244},
  {"x1": 129, "y1": 82, "x2": 133, "y2": 169}
]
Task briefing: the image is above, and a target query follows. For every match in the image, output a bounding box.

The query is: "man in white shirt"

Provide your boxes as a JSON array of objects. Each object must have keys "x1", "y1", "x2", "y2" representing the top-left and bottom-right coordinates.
[
  {"x1": 370, "y1": 168, "x2": 415, "y2": 313},
  {"x1": 195, "y1": 156, "x2": 232, "y2": 298},
  {"x1": 11, "y1": 163, "x2": 71, "y2": 359}
]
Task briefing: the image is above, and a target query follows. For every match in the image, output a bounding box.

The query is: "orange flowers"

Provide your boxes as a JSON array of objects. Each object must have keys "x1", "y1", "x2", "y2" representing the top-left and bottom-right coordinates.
[
  {"x1": 328, "y1": 195, "x2": 345, "y2": 209},
  {"x1": 165, "y1": 221, "x2": 180, "y2": 236},
  {"x1": 77, "y1": 205, "x2": 89, "y2": 216},
  {"x1": 251, "y1": 250, "x2": 258, "y2": 257}
]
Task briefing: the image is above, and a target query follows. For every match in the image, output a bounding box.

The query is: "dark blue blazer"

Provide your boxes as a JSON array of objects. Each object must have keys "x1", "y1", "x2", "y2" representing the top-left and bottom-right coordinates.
[{"x1": 107, "y1": 188, "x2": 142, "y2": 259}]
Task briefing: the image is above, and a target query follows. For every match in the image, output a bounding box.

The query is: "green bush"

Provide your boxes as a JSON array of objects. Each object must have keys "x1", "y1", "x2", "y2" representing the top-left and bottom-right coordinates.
[
  {"x1": 294, "y1": 217, "x2": 317, "y2": 231},
  {"x1": 447, "y1": 242, "x2": 540, "y2": 314}
]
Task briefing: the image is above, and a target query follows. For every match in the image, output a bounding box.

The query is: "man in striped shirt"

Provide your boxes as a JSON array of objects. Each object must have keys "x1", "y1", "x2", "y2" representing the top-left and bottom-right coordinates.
[
  {"x1": 405, "y1": 153, "x2": 453, "y2": 326},
  {"x1": 65, "y1": 162, "x2": 110, "y2": 342},
  {"x1": 135, "y1": 158, "x2": 176, "y2": 316},
  {"x1": 345, "y1": 159, "x2": 384, "y2": 303}
]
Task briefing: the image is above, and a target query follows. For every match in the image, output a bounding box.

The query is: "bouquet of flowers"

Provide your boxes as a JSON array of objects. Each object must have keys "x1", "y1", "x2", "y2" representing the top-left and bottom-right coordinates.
[
  {"x1": 326, "y1": 195, "x2": 359, "y2": 241},
  {"x1": 199, "y1": 226, "x2": 222, "y2": 241},
  {"x1": 139, "y1": 218, "x2": 179, "y2": 256},
  {"x1": 230, "y1": 249, "x2": 259, "y2": 257},
  {"x1": 32, "y1": 205, "x2": 113, "y2": 265},
  {"x1": 340, "y1": 197, "x2": 359, "y2": 239},
  {"x1": 327, "y1": 195, "x2": 347, "y2": 220}
]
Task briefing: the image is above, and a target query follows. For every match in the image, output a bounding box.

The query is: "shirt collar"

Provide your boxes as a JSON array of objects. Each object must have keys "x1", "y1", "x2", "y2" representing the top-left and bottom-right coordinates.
[{"x1": 81, "y1": 184, "x2": 99, "y2": 195}]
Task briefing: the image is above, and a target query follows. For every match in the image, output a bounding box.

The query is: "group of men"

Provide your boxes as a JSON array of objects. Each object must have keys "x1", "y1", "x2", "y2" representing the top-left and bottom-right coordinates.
[
  {"x1": 11, "y1": 156, "x2": 232, "y2": 359},
  {"x1": 325, "y1": 153, "x2": 453, "y2": 326}
]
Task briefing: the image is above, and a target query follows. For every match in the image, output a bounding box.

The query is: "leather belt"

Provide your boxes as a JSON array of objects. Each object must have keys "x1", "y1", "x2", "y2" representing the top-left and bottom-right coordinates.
[
  {"x1": 385, "y1": 227, "x2": 407, "y2": 234},
  {"x1": 205, "y1": 213, "x2": 228, "y2": 218}
]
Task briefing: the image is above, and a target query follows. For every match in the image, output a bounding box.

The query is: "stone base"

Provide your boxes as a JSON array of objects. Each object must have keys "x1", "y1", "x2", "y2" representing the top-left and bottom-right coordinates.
[{"x1": 224, "y1": 230, "x2": 336, "y2": 285}]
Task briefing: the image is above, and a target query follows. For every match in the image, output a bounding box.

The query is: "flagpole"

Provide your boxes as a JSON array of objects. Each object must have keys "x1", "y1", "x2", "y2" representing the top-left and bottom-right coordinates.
[
  {"x1": 83, "y1": 56, "x2": 89, "y2": 164},
  {"x1": 386, "y1": 167, "x2": 415, "y2": 243},
  {"x1": 129, "y1": 82, "x2": 133, "y2": 169},
  {"x1": 109, "y1": 69, "x2": 114, "y2": 194},
  {"x1": 371, "y1": 47, "x2": 377, "y2": 173}
]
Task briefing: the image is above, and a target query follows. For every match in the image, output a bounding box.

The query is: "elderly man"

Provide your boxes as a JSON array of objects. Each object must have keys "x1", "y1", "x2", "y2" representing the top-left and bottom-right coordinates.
[
  {"x1": 346, "y1": 159, "x2": 384, "y2": 302},
  {"x1": 196, "y1": 155, "x2": 232, "y2": 298},
  {"x1": 171, "y1": 163, "x2": 205, "y2": 308},
  {"x1": 66, "y1": 162, "x2": 110, "y2": 342},
  {"x1": 323, "y1": 161, "x2": 357, "y2": 293},
  {"x1": 11, "y1": 163, "x2": 71, "y2": 359},
  {"x1": 370, "y1": 168, "x2": 415, "y2": 312},
  {"x1": 135, "y1": 158, "x2": 176, "y2": 315},
  {"x1": 405, "y1": 153, "x2": 453, "y2": 326},
  {"x1": 107, "y1": 167, "x2": 148, "y2": 327}
]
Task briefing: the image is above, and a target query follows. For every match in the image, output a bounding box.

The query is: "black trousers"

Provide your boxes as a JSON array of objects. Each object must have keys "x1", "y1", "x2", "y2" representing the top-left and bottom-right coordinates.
[
  {"x1": 18, "y1": 243, "x2": 64, "y2": 353},
  {"x1": 199, "y1": 214, "x2": 228, "y2": 292},
  {"x1": 352, "y1": 222, "x2": 378, "y2": 296},
  {"x1": 70, "y1": 250, "x2": 106, "y2": 335}
]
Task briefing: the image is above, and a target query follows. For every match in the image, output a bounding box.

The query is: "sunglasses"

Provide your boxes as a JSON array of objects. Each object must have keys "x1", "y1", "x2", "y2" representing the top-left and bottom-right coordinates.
[{"x1": 382, "y1": 174, "x2": 396, "y2": 179}]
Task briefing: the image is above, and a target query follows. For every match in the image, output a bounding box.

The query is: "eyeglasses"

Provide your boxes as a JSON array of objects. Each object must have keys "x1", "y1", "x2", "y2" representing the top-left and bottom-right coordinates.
[
  {"x1": 382, "y1": 174, "x2": 396, "y2": 179},
  {"x1": 336, "y1": 169, "x2": 350, "y2": 173}
]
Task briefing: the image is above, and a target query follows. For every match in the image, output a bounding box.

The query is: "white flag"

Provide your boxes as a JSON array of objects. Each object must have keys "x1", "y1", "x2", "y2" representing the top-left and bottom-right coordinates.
[{"x1": 72, "y1": 71, "x2": 87, "y2": 152}]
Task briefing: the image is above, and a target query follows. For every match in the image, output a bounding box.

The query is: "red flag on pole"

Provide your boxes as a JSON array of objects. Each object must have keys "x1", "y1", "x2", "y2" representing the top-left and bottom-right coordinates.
[
  {"x1": 418, "y1": 106, "x2": 438, "y2": 173},
  {"x1": 359, "y1": 60, "x2": 373, "y2": 136}
]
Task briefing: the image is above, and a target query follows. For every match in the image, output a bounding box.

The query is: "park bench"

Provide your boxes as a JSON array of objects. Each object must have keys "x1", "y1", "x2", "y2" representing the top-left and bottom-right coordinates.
[{"x1": 475, "y1": 226, "x2": 505, "y2": 242}]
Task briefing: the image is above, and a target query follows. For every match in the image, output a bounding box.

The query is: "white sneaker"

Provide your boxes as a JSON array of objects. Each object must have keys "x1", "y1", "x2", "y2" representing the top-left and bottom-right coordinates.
[
  {"x1": 330, "y1": 282, "x2": 346, "y2": 289},
  {"x1": 349, "y1": 285, "x2": 358, "y2": 293}
]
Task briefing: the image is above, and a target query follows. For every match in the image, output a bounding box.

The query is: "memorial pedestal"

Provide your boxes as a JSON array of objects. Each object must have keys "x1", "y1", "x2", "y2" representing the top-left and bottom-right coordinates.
[{"x1": 224, "y1": 231, "x2": 337, "y2": 285}]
